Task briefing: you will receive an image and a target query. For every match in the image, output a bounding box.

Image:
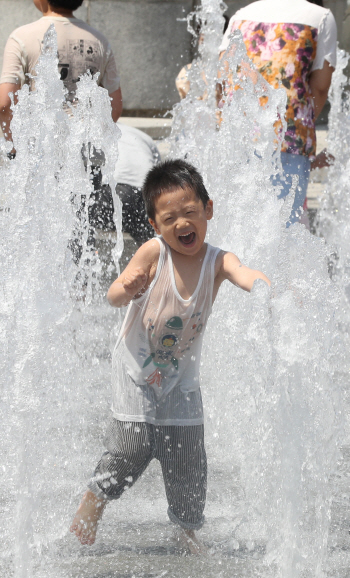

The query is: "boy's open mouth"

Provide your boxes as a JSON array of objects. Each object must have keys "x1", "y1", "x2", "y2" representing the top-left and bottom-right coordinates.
[{"x1": 179, "y1": 232, "x2": 196, "y2": 246}]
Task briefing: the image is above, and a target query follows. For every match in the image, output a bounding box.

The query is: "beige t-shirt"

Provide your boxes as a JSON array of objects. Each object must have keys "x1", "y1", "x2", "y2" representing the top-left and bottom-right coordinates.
[{"x1": 0, "y1": 16, "x2": 120, "y2": 101}]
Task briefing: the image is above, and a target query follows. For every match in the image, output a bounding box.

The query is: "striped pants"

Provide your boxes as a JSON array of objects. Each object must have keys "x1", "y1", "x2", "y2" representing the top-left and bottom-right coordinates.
[{"x1": 88, "y1": 419, "x2": 207, "y2": 530}]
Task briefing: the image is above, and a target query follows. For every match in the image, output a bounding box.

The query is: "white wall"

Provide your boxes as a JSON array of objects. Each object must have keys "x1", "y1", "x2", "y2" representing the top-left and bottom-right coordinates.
[
  {"x1": 0, "y1": 0, "x2": 347, "y2": 113},
  {"x1": 0, "y1": 0, "x2": 194, "y2": 113}
]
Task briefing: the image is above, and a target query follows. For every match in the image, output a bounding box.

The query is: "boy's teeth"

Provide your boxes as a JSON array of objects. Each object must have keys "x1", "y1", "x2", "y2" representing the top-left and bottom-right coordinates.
[{"x1": 179, "y1": 232, "x2": 195, "y2": 245}]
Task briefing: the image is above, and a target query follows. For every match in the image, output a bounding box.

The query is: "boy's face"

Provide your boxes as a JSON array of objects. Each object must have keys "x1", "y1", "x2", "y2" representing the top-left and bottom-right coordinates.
[{"x1": 149, "y1": 186, "x2": 213, "y2": 256}]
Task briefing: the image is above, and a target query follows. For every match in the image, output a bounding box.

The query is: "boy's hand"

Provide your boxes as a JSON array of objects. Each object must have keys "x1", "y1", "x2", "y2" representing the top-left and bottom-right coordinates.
[
  {"x1": 122, "y1": 267, "x2": 148, "y2": 297},
  {"x1": 107, "y1": 239, "x2": 160, "y2": 308}
]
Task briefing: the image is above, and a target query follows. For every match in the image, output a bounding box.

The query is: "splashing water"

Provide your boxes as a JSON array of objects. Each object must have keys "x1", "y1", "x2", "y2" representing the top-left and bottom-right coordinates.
[
  {"x1": 316, "y1": 48, "x2": 350, "y2": 342},
  {"x1": 0, "y1": 7, "x2": 347, "y2": 578},
  {"x1": 315, "y1": 49, "x2": 350, "y2": 574},
  {"x1": 169, "y1": 3, "x2": 342, "y2": 577},
  {"x1": 0, "y1": 26, "x2": 121, "y2": 577},
  {"x1": 315, "y1": 48, "x2": 350, "y2": 436}
]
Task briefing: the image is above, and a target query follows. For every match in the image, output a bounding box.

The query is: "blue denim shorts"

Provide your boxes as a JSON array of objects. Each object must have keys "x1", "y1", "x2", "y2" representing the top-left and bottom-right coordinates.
[{"x1": 272, "y1": 152, "x2": 311, "y2": 227}]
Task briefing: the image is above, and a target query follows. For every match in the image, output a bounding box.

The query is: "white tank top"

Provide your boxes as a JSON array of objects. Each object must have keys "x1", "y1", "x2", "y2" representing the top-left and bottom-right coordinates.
[{"x1": 111, "y1": 237, "x2": 221, "y2": 425}]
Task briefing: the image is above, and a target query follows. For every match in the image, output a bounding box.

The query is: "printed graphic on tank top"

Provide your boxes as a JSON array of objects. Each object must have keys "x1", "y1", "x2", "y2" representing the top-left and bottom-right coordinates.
[{"x1": 111, "y1": 237, "x2": 221, "y2": 426}]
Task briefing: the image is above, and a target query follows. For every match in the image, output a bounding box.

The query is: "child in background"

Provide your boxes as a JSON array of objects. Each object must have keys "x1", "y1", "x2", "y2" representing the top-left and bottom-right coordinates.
[{"x1": 70, "y1": 159, "x2": 270, "y2": 554}]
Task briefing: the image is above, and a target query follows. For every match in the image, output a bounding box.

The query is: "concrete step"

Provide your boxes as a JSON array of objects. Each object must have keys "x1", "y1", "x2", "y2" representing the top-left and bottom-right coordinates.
[{"x1": 119, "y1": 116, "x2": 172, "y2": 140}]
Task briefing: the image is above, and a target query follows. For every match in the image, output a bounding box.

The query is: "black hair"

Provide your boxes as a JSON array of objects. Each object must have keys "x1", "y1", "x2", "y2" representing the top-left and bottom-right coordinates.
[
  {"x1": 307, "y1": 0, "x2": 324, "y2": 6},
  {"x1": 49, "y1": 0, "x2": 84, "y2": 10},
  {"x1": 142, "y1": 159, "x2": 210, "y2": 221}
]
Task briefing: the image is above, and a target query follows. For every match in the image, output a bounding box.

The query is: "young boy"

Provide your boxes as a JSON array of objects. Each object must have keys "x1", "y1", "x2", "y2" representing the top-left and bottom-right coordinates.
[{"x1": 70, "y1": 159, "x2": 270, "y2": 553}]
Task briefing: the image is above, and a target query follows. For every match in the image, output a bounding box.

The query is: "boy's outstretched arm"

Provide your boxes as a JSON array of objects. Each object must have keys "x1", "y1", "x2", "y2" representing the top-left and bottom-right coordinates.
[
  {"x1": 216, "y1": 251, "x2": 271, "y2": 293},
  {"x1": 107, "y1": 239, "x2": 160, "y2": 307}
]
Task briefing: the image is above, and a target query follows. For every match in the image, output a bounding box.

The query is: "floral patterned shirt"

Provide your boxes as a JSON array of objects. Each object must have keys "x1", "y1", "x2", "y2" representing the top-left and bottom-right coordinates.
[
  {"x1": 230, "y1": 20, "x2": 318, "y2": 157},
  {"x1": 220, "y1": 2, "x2": 337, "y2": 158}
]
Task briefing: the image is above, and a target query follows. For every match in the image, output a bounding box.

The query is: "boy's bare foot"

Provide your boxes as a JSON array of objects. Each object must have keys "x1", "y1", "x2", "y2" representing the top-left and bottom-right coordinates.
[
  {"x1": 174, "y1": 528, "x2": 207, "y2": 555},
  {"x1": 70, "y1": 490, "x2": 106, "y2": 546}
]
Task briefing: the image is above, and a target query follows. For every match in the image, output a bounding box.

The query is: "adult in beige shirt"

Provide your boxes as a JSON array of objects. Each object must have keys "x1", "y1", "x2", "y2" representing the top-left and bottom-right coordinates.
[
  {"x1": 0, "y1": 0, "x2": 123, "y2": 140},
  {"x1": 0, "y1": 0, "x2": 123, "y2": 264}
]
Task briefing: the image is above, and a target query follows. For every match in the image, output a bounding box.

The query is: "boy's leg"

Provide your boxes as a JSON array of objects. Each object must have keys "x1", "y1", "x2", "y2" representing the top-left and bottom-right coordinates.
[
  {"x1": 70, "y1": 420, "x2": 154, "y2": 545},
  {"x1": 70, "y1": 490, "x2": 107, "y2": 546},
  {"x1": 156, "y1": 425, "x2": 207, "y2": 554}
]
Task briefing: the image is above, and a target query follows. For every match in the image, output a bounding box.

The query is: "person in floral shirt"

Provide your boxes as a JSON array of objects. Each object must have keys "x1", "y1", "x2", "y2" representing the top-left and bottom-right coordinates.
[{"x1": 219, "y1": 0, "x2": 337, "y2": 226}]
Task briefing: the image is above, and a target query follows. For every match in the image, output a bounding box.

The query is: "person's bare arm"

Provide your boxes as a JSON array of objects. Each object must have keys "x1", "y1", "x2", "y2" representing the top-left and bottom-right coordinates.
[
  {"x1": 107, "y1": 238, "x2": 160, "y2": 307},
  {"x1": 0, "y1": 82, "x2": 19, "y2": 141},
  {"x1": 309, "y1": 60, "x2": 334, "y2": 120},
  {"x1": 216, "y1": 53, "x2": 224, "y2": 106},
  {"x1": 215, "y1": 251, "x2": 270, "y2": 295},
  {"x1": 109, "y1": 87, "x2": 123, "y2": 122},
  {"x1": 217, "y1": 50, "x2": 229, "y2": 105},
  {"x1": 310, "y1": 148, "x2": 334, "y2": 171}
]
